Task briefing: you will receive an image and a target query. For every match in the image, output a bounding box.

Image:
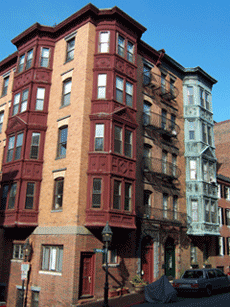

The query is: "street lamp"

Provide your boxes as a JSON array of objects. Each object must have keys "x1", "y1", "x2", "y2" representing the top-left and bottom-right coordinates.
[
  {"x1": 22, "y1": 239, "x2": 32, "y2": 307},
  {"x1": 102, "y1": 222, "x2": 113, "y2": 307}
]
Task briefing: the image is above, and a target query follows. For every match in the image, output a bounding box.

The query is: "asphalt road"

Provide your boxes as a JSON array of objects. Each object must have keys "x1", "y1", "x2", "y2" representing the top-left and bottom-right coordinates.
[{"x1": 132, "y1": 291, "x2": 230, "y2": 307}]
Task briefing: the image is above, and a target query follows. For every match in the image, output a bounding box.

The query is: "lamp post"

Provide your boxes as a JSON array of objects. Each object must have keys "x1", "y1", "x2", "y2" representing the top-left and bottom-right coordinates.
[
  {"x1": 101, "y1": 222, "x2": 113, "y2": 307},
  {"x1": 21, "y1": 239, "x2": 32, "y2": 307}
]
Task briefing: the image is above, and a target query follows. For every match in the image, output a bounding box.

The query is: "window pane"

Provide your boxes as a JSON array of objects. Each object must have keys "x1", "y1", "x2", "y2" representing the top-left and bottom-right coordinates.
[
  {"x1": 95, "y1": 124, "x2": 104, "y2": 151},
  {"x1": 15, "y1": 133, "x2": 24, "y2": 160},
  {"x1": 114, "y1": 126, "x2": 122, "y2": 154},
  {"x1": 62, "y1": 80, "x2": 72, "y2": 106},
  {"x1": 97, "y1": 74, "x2": 107, "y2": 99},
  {"x1": 57, "y1": 127, "x2": 68, "y2": 158},
  {"x1": 8, "y1": 183, "x2": 17, "y2": 209},
  {"x1": 116, "y1": 77, "x2": 124, "y2": 103},
  {"x1": 13, "y1": 93, "x2": 20, "y2": 116},
  {"x1": 0, "y1": 184, "x2": 9, "y2": 210},
  {"x1": 92, "y1": 178, "x2": 101, "y2": 208},
  {"x1": 26, "y1": 49, "x2": 33, "y2": 69},
  {"x1": 124, "y1": 183, "x2": 131, "y2": 211},
  {"x1": 18, "y1": 54, "x2": 25, "y2": 73},
  {"x1": 2, "y1": 76, "x2": 9, "y2": 96},
  {"x1": 36, "y1": 88, "x2": 45, "y2": 110},
  {"x1": 125, "y1": 129, "x2": 132, "y2": 157},
  {"x1": 127, "y1": 41, "x2": 134, "y2": 62},
  {"x1": 113, "y1": 180, "x2": 121, "y2": 209},
  {"x1": 99, "y1": 32, "x2": 109, "y2": 53},
  {"x1": 118, "y1": 35, "x2": 125, "y2": 57},
  {"x1": 66, "y1": 38, "x2": 75, "y2": 62},
  {"x1": 126, "y1": 82, "x2": 133, "y2": 107},
  {"x1": 25, "y1": 182, "x2": 35, "y2": 209},
  {"x1": 20, "y1": 89, "x2": 29, "y2": 112},
  {"x1": 40, "y1": 48, "x2": 50, "y2": 67},
  {"x1": 53, "y1": 178, "x2": 64, "y2": 209},
  {"x1": 30, "y1": 133, "x2": 40, "y2": 159},
  {"x1": 7, "y1": 135, "x2": 15, "y2": 162}
]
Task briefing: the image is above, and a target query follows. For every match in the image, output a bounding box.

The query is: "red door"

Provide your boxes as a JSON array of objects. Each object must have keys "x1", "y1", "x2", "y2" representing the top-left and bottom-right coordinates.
[
  {"x1": 80, "y1": 253, "x2": 94, "y2": 297},
  {"x1": 141, "y1": 236, "x2": 153, "y2": 283}
]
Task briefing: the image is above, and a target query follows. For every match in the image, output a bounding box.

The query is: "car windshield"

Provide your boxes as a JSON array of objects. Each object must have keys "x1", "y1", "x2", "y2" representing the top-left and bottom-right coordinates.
[{"x1": 183, "y1": 270, "x2": 203, "y2": 279}]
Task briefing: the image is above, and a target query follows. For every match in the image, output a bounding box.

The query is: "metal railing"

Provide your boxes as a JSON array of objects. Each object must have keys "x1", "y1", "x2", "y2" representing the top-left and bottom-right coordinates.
[
  {"x1": 143, "y1": 112, "x2": 180, "y2": 137},
  {"x1": 143, "y1": 207, "x2": 187, "y2": 226},
  {"x1": 142, "y1": 157, "x2": 181, "y2": 179}
]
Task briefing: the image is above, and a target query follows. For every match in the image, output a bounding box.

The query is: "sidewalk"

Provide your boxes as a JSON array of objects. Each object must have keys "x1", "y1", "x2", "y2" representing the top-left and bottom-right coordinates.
[{"x1": 76, "y1": 292, "x2": 145, "y2": 307}]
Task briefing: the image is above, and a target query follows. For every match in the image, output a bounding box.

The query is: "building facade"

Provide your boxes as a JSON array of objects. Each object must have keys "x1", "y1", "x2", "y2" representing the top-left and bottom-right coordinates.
[{"x1": 0, "y1": 4, "x2": 217, "y2": 306}]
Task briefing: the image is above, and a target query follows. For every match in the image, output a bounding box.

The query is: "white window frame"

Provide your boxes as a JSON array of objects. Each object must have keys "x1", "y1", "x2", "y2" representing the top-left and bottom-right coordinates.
[
  {"x1": 40, "y1": 48, "x2": 50, "y2": 68},
  {"x1": 36, "y1": 88, "x2": 45, "y2": 111},
  {"x1": 191, "y1": 200, "x2": 198, "y2": 222},
  {"x1": 42, "y1": 245, "x2": 63, "y2": 272},
  {"x1": 97, "y1": 74, "x2": 107, "y2": 99},
  {"x1": 95, "y1": 124, "x2": 104, "y2": 151},
  {"x1": 190, "y1": 160, "x2": 197, "y2": 180},
  {"x1": 99, "y1": 31, "x2": 110, "y2": 53}
]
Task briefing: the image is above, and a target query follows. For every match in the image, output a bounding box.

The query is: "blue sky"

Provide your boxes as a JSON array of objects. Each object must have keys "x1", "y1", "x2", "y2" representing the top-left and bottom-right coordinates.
[{"x1": 0, "y1": 0, "x2": 229, "y2": 123}]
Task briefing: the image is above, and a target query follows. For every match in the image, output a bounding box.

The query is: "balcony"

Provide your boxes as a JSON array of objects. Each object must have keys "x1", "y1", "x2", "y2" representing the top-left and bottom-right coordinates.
[
  {"x1": 142, "y1": 157, "x2": 181, "y2": 181},
  {"x1": 143, "y1": 72, "x2": 179, "y2": 101},
  {"x1": 143, "y1": 112, "x2": 180, "y2": 139},
  {"x1": 143, "y1": 207, "x2": 187, "y2": 227}
]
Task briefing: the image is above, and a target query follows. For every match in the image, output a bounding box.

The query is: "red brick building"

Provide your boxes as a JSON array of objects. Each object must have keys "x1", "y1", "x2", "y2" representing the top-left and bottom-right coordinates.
[
  {"x1": 213, "y1": 120, "x2": 230, "y2": 273},
  {"x1": 0, "y1": 4, "x2": 216, "y2": 306}
]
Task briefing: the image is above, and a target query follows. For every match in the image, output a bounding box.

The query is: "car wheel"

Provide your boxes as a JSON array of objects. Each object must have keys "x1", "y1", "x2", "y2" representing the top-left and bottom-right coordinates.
[{"x1": 206, "y1": 286, "x2": 212, "y2": 296}]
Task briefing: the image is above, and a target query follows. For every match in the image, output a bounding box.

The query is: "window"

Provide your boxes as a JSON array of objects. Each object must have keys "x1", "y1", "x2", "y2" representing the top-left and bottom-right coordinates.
[
  {"x1": 18, "y1": 54, "x2": 25, "y2": 73},
  {"x1": 103, "y1": 249, "x2": 118, "y2": 265},
  {"x1": 20, "y1": 89, "x2": 29, "y2": 112},
  {"x1": 172, "y1": 155, "x2": 177, "y2": 177},
  {"x1": 40, "y1": 48, "x2": 50, "y2": 67},
  {"x1": 126, "y1": 82, "x2": 133, "y2": 107},
  {"x1": 187, "y1": 86, "x2": 194, "y2": 104},
  {"x1": 99, "y1": 31, "x2": 110, "y2": 53},
  {"x1": 207, "y1": 126, "x2": 212, "y2": 145},
  {"x1": 211, "y1": 201, "x2": 216, "y2": 223},
  {"x1": 25, "y1": 182, "x2": 35, "y2": 209},
  {"x1": 15, "y1": 133, "x2": 24, "y2": 160},
  {"x1": 218, "y1": 184, "x2": 221, "y2": 198},
  {"x1": 116, "y1": 76, "x2": 124, "y2": 103},
  {"x1": 143, "y1": 65, "x2": 151, "y2": 85},
  {"x1": 0, "y1": 184, "x2": 9, "y2": 210},
  {"x1": 226, "y1": 209, "x2": 230, "y2": 226},
  {"x1": 202, "y1": 123, "x2": 207, "y2": 143},
  {"x1": 161, "y1": 74, "x2": 166, "y2": 94},
  {"x1": 8, "y1": 183, "x2": 17, "y2": 209},
  {"x1": 224, "y1": 186, "x2": 230, "y2": 200},
  {"x1": 218, "y1": 207, "x2": 224, "y2": 226},
  {"x1": 205, "y1": 199, "x2": 210, "y2": 222},
  {"x1": 200, "y1": 88, "x2": 205, "y2": 107},
  {"x1": 218, "y1": 237, "x2": 225, "y2": 256},
  {"x1": 2, "y1": 76, "x2": 9, "y2": 96},
  {"x1": 42, "y1": 245, "x2": 63, "y2": 272},
  {"x1": 143, "y1": 145, "x2": 151, "y2": 169},
  {"x1": 62, "y1": 79, "x2": 72, "y2": 106},
  {"x1": 13, "y1": 243, "x2": 24, "y2": 259},
  {"x1": 171, "y1": 114, "x2": 176, "y2": 131},
  {"x1": 144, "y1": 190, "x2": 151, "y2": 218},
  {"x1": 190, "y1": 160, "x2": 197, "y2": 180},
  {"x1": 0, "y1": 112, "x2": 4, "y2": 133},
  {"x1": 113, "y1": 180, "x2": 121, "y2": 210},
  {"x1": 203, "y1": 161, "x2": 208, "y2": 182},
  {"x1": 117, "y1": 35, "x2": 125, "y2": 57},
  {"x1": 25, "y1": 49, "x2": 33, "y2": 70},
  {"x1": 173, "y1": 195, "x2": 178, "y2": 220},
  {"x1": 161, "y1": 109, "x2": 167, "y2": 130},
  {"x1": 127, "y1": 41, "x2": 134, "y2": 62},
  {"x1": 190, "y1": 243, "x2": 197, "y2": 263},
  {"x1": 36, "y1": 88, "x2": 45, "y2": 110},
  {"x1": 31, "y1": 291, "x2": 39, "y2": 307},
  {"x1": 170, "y1": 79, "x2": 176, "y2": 98},
  {"x1": 162, "y1": 151, "x2": 167, "y2": 174},
  {"x1": 227, "y1": 238, "x2": 230, "y2": 256},
  {"x1": 189, "y1": 121, "x2": 195, "y2": 140},
  {"x1": 97, "y1": 74, "x2": 107, "y2": 99},
  {"x1": 53, "y1": 178, "x2": 64, "y2": 210},
  {"x1": 124, "y1": 182, "x2": 132, "y2": 211},
  {"x1": 143, "y1": 101, "x2": 151, "y2": 126},
  {"x1": 7, "y1": 135, "x2": 15, "y2": 162},
  {"x1": 114, "y1": 126, "x2": 122, "y2": 154},
  {"x1": 57, "y1": 126, "x2": 68, "y2": 158},
  {"x1": 125, "y1": 129, "x2": 132, "y2": 158},
  {"x1": 191, "y1": 200, "x2": 198, "y2": 222},
  {"x1": 95, "y1": 124, "x2": 104, "y2": 151},
  {"x1": 12, "y1": 93, "x2": 20, "y2": 116},
  {"x1": 16, "y1": 289, "x2": 24, "y2": 306},
  {"x1": 92, "y1": 178, "x2": 101, "y2": 208},
  {"x1": 30, "y1": 132, "x2": 40, "y2": 159},
  {"x1": 163, "y1": 194, "x2": 168, "y2": 218},
  {"x1": 66, "y1": 38, "x2": 75, "y2": 62},
  {"x1": 205, "y1": 92, "x2": 210, "y2": 110}
]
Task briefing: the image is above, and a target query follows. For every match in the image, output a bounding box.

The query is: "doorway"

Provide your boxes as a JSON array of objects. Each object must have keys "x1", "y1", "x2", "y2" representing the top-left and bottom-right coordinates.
[
  {"x1": 141, "y1": 236, "x2": 153, "y2": 283},
  {"x1": 164, "y1": 237, "x2": 175, "y2": 278},
  {"x1": 79, "y1": 252, "x2": 94, "y2": 298}
]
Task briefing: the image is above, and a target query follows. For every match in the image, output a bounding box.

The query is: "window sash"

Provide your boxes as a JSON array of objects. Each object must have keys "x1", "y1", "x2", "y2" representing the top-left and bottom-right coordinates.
[
  {"x1": 97, "y1": 74, "x2": 107, "y2": 99},
  {"x1": 127, "y1": 41, "x2": 134, "y2": 62},
  {"x1": 113, "y1": 180, "x2": 121, "y2": 210},
  {"x1": 13, "y1": 244, "x2": 24, "y2": 259},
  {"x1": 66, "y1": 38, "x2": 75, "y2": 62},
  {"x1": 15, "y1": 133, "x2": 24, "y2": 160},
  {"x1": 20, "y1": 89, "x2": 29, "y2": 113},
  {"x1": 25, "y1": 182, "x2": 35, "y2": 209},
  {"x1": 7, "y1": 135, "x2": 15, "y2": 162},
  {"x1": 25, "y1": 49, "x2": 33, "y2": 69},
  {"x1": 163, "y1": 194, "x2": 168, "y2": 218},
  {"x1": 99, "y1": 32, "x2": 110, "y2": 53},
  {"x1": 92, "y1": 178, "x2": 101, "y2": 208},
  {"x1": 57, "y1": 127, "x2": 68, "y2": 158},
  {"x1": 53, "y1": 179, "x2": 64, "y2": 209},
  {"x1": 8, "y1": 183, "x2": 17, "y2": 209},
  {"x1": 116, "y1": 77, "x2": 124, "y2": 103},
  {"x1": 0, "y1": 184, "x2": 9, "y2": 210},
  {"x1": 30, "y1": 132, "x2": 40, "y2": 159},
  {"x1": 95, "y1": 124, "x2": 104, "y2": 151},
  {"x1": 42, "y1": 246, "x2": 63, "y2": 272},
  {"x1": 124, "y1": 129, "x2": 132, "y2": 157},
  {"x1": 2, "y1": 76, "x2": 9, "y2": 96},
  {"x1": 13, "y1": 93, "x2": 20, "y2": 116},
  {"x1": 18, "y1": 54, "x2": 25, "y2": 73},
  {"x1": 114, "y1": 126, "x2": 122, "y2": 154},
  {"x1": 62, "y1": 80, "x2": 72, "y2": 106},
  {"x1": 190, "y1": 160, "x2": 197, "y2": 180},
  {"x1": 124, "y1": 183, "x2": 132, "y2": 211},
  {"x1": 40, "y1": 48, "x2": 50, "y2": 67},
  {"x1": 187, "y1": 86, "x2": 194, "y2": 104},
  {"x1": 191, "y1": 200, "x2": 198, "y2": 222},
  {"x1": 126, "y1": 82, "x2": 133, "y2": 107},
  {"x1": 118, "y1": 35, "x2": 125, "y2": 57},
  {"x1": 36, "y1": 88, "x2": 45, "y2": 110}
]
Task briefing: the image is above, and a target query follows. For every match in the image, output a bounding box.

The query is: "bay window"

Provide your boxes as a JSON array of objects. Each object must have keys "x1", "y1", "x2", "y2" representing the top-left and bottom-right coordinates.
[
  {"x1": 124, "y1": 182, "x2": 132, "y2": 211},
  {"x1": 113, "y1": 180, "x2": 121, "y2": 210},
  {"x1": 97, "y1": 74, "x2": 107, "y2": 99},
  {"x1": 8, "y1": 183, "x2": 17, "y2": 209},
  {"x1": 116, "y1": 76, "x2": 124, "y2": 103},
  {"x1": 94, "y1": 124, "x2": 104, "y2": 151},
  {"x1": 187, "y1": 86, "x2": 194, "y2": 104},
  {"x1": 117, "y1": 35, "x2": 125, "y2": 57},
  {"x1": 25, "y1": 182, "x2": 35, "y2": 209},
  {"x1": 124, "y1": 129, "x2": 132, "y2": 157},
  {"x1": 99, "y1": 31, "x2": 110, "y2": 53},
  {"x1": 18, "y1": 54, "x2": 25, "y2": 73},
  {"x1": 126, "y1": 81, "x2": 133, "y2": 107},
  {"x1": 127, "y1": 41, "x2": 134, "y2": 62},
  {"x1": 25, "y1": 49, "x2": 34, "y2": 70},
  {"x1": 92, "y1": 178, "x2": 102, "y2": 208},
  {"x1": 20, "y1": 89, "x2": 29, "y2": 112},
  {"x1": 30, "y1": 132, "x2": 40, "y2": 159},
  {"x1": 114, "y1": 126, "x2": 122, "y2": 154},
  {"x1": 40, "y1": 48, "x2": 50, "y2": 67},
  {"x1": 190, "y1": 160, "x2": 197, "y2": 180}
]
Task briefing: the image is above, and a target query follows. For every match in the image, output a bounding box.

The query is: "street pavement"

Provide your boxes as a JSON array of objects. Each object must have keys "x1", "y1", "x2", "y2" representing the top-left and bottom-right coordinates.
[{"x1": 132, "y1": 291, "x2": 230, "y2": 307}]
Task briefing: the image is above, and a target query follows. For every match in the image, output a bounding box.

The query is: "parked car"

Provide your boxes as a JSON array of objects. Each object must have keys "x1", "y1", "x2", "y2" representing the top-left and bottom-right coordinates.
[{"x1": 172, "y1": 268, "x2": 230, "y2": 296}]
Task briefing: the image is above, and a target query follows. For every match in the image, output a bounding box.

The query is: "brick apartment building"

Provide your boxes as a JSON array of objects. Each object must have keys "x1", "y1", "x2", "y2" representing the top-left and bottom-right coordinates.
[
  {"x1": 213, "y1": 120, "x2": 230, "y2": 273},
  {"x1": 0, "y1": 4, "x2": 218, "y2": 306}
]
